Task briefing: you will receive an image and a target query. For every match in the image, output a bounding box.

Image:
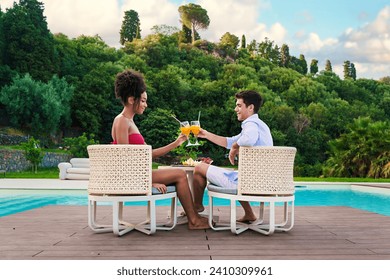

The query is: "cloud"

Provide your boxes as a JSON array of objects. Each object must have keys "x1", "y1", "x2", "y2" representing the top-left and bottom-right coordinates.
[
  {"x1": 1, "y1": 0, "x2": 122, "y2": 46},
  {"x1": 44, "y1": 1, "x2": 121, "y2": 39},
  {"x1": 196, "y1": 0, "x2": 287, "y2": 45},
  {"x1": 297, "y1": 6, "x2": 390, "y2": 79},
  {"x1": 121, "y1": 0, "x2": 179, "y2": 38},
  {"x1": 2, "y1": 0, "x2": 389, "y2": 79}
]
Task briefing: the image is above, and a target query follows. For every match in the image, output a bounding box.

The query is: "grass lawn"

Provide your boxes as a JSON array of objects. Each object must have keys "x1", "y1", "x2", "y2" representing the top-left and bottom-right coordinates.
[
  {"x1": 3, "y1": 166, "x2": 390, "y2": 182},
  {"x1": 4, "y1": 167, "x2": 59, "y2": 178}
]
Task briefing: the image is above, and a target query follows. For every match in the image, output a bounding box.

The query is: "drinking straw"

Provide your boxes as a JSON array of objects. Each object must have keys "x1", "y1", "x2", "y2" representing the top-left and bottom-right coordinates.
[
  {"x1": 197, "y1": 111, "x2": 201, "y2": 122},
  {"x1": 170, "y1": 114, "x2": 182, "y2": 124}
]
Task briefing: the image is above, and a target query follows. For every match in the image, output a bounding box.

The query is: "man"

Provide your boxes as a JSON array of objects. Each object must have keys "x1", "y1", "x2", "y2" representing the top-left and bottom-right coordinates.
[{"x1": 192, "y1": 90, "x2": 273, "y2": 223}]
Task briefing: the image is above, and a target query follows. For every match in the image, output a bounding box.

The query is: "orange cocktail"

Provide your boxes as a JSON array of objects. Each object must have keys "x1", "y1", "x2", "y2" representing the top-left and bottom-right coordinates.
[
  {"x1": 190, "y1": 125, "x2": 200, "y2": 136},
  {"x1": 180, "y1": 125, "x2": 191, "y2": 137},
  {"x1": 190, "y1": 121, "x2": 201, "y2": 146}
]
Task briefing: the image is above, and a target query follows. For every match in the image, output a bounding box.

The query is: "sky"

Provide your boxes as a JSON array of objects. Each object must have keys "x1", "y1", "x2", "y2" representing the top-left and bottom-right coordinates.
[{"x1": 1, "y1": 0, "x2": 390, "y2": 80}]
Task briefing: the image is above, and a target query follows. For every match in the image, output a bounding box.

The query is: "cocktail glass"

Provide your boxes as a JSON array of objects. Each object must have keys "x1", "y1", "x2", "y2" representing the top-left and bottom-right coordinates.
[
  {"x1": 190, "y1": 120, "x2": 201, "y2": 146},
  {"x1": 180, "y1": 121, "x2": 192, "y2": 146}
]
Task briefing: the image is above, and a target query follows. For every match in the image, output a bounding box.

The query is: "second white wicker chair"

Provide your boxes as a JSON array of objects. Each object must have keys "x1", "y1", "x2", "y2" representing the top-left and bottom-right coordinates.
[
  {"x1": 87, "y1": 144, "x2": 177, "y2": 236},
  {"x1": 207, "y1": 146, "x2": 297, "y2": 235}
]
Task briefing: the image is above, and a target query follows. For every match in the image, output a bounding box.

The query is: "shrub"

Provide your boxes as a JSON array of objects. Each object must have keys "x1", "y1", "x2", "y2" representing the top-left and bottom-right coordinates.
[
  {"x1": 63, "y1": 133, "x2": 99, "y2": 158},
  {"x1": 21, "y1": 137, "x2": 43, "y2": 173}
]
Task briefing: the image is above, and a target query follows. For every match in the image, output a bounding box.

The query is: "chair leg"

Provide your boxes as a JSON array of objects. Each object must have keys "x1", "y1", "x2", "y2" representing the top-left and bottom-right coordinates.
[
  {"x1": 209, "y1": 194, "x2": 231, "y2": 231},
  {"x1": 112, "y1": 201, "x2": 136, "y2": 236},
  {"x1": 230, "y1": 199, "x2": 248, "y2": 235},
  {"x1": 156, "y1": 196, "x2": 177, "y2": 230},
  {"x1": 275, "y1": 201, "x2": 294, "y2": 232},
  {"x1": 250, "y1": 201, "x2": 275, "y2": 235},
  {"x1": 88, "y1": 199, "x2": 112, "y2": 233},
  {"x1": 253, "y1": 202, "x2": 265, "y2": 225}
]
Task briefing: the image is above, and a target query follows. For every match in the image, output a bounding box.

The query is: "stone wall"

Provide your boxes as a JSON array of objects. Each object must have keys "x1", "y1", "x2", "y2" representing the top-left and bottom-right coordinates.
[
  {"x1": 0, "y1": 149, "x2": 72, "y2": 172},
  {"x1": 0, "y1": 134, "x2": 29, "y2": 145}
]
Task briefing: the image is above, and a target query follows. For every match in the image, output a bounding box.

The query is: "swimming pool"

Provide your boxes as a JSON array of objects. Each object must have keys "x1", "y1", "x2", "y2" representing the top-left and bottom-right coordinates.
[{"x1": 1, "y1": 184, "x2": 390, "y2": 217}]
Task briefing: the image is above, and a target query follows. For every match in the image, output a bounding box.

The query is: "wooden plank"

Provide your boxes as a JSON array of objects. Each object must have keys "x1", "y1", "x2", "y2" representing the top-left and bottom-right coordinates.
[{"x1": 1, "y1": 205, "x2": 390, "y2": 260}]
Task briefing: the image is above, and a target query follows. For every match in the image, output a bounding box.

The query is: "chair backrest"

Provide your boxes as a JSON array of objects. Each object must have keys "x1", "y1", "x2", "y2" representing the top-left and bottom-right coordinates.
[
  {"x1": 87, "y1": 144, "x2": 152, "y2": 195},
  {"x1": 237, "y1": 146, "x2": 296, "y2": 195}
]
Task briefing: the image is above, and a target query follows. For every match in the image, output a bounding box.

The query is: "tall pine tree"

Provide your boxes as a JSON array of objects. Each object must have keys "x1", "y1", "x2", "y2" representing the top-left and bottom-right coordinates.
[
  {"x1": 119, "y1": 10, "x2": 141, "y2": 45},
  {"x1": 2, "y1": 0, "x2": 57, "y2": 82},
  {"x1": 325, "y1": 59, "x2": 332, "y2": 72}
]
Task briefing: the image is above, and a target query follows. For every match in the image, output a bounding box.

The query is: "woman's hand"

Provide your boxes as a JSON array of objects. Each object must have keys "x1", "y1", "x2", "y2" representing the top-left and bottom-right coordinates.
[
  {"x1": 175, "y1": 133, "x2": 188, "y2": 146},
  {"x1": 153, "y1": 183, "x2": 167, "y2": 194}
]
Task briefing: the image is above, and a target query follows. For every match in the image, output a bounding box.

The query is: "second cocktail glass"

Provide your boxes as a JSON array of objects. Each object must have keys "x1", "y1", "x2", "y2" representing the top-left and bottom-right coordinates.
[{"x1": 190, "y1": 120, "x2": 201, "y2": 146}]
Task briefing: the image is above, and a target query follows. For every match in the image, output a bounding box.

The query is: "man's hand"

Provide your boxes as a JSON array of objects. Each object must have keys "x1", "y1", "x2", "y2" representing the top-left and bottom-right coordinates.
[
  {"x1": 229, "y1": 142, "x2": 239, "y2": 165},
  {"x1": 197, "y1": 128, "x2": 208, "y2": 138}
]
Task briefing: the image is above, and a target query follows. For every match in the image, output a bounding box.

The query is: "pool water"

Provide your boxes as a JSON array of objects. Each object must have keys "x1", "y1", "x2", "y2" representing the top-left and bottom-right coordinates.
[{"x1": 1, "y1": 186, "x2": 390, "y2": 217}]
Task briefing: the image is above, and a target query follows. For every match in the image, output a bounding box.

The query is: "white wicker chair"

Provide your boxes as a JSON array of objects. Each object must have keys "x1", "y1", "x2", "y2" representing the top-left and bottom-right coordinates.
[
  {"x1": 87, "y1": 144, "x2": 177, "y2": 236},
  {"x1": 207, "y1": 146, "x2": 296, "y2": 235}
]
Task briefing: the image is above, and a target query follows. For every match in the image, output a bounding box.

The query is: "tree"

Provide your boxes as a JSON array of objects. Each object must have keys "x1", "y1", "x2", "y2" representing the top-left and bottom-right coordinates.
[
  {"x1": 343, "y1": 60, "x2": 351, "y2": 79},
  {"x1": 280, "y1": 44, "x2": 290, "y2": 67},
  {"x1": 247, "y1": 39, "x2": 257, "y2": 54},
  {"x1": 310, "y1": 59, "x2": 318, "y2": 75},
  {"x1": 139, "y1": 108, "x2": 179, "y2": 149},
  {"x1": 219, "y1": 32, "x2": 239, "y2": 57},
  {"x1": 151, "y1": 24, "x2": 179, "y2": 36},
  {"x1": 178, "y1": 24, "x2": 192, "y2": 44},
  {"x1": 324, "y1": 117, "x2": 390, "y2": 178},
  {"x1": 63, "y1": 133, "x2": 99, "y2": 158},
  {"x1": 379, "y1": 76, "x2": 390, "y2": 85},
  {"x1": 0, "y1": 8, "x2": 4, "y2": 65},
  {"x1": 120, "y1": 10, "x2": 141, "y2": 45},
  {"x1": 299, "y1": 54, "x2": 308, "y2": 74},
  {"x1": 241, "y1": 34, "x2": 246, "y2": 48},
  {"x1": 258, "y1": 37, "x2": 280, "y2": 64},
  {"x1": 2, "y1": 0, "x2": 57, "y2": 81},
  {"x1": 178, "y1": 3, "x2": 210, "y2": 44},
  {"x1": 0, "y1": 74, "x2": 74, "y2": 137},
  {"x1": 289, "y1": 55, "x2": 306, "y2": 74},
  {"x1": 325, "y1": 59, "x2": 332, "y2": 72},
  {"x1": 21, "y1": 137, "x2": 43, "y2": 173},
  {"x1": 350, "y1": 63, "x2": 356, "y2": 80}
]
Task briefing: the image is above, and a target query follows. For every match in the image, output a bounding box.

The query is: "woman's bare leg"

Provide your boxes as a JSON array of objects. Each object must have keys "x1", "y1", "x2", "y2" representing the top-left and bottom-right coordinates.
[{"x1": 152, "y1": 169, "x2": 209, "y2": 229}]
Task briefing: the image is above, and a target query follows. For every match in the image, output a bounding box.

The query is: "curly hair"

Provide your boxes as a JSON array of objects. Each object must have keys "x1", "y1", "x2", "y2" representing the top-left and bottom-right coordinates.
[{"x1": 115, "y1": 69, "x2": 146, "y2": 106}]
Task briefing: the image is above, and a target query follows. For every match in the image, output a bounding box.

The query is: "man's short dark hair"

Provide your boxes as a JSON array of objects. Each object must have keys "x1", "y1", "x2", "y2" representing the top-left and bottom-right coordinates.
[{"x1": 235, "y1": 90, "x2": 263, "y2": 113}]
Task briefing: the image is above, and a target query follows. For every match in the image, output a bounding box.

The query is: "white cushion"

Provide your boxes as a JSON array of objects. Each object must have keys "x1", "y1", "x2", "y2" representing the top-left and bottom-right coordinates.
[
  {"x1": 207, "y1": 184, "x2": 237, "y2": 195},
  {"x1": 70, "y1": 158, "x2": 90, "y2": 168},
  {"x1": 67, "y1": 167, "x2": 90, "y2": 174},
  {"x1": 152, "y1": 185, "x2": 176, "y2": 194},
  {"x1": 66, "y1": 173, "x2": 90, "y2": 180}
]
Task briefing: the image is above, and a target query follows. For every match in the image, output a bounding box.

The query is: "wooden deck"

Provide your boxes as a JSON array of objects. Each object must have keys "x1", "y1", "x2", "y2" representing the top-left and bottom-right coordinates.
[{"x1": 1, "y1": 204, "x2": 390, "y2": 260}]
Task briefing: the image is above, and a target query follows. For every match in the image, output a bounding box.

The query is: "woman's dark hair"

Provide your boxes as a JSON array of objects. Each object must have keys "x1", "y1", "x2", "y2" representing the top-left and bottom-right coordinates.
[
  {"x1": 235, "y1": 90, "x2": 264, "y2": 113},
  {"x1": 115, "y1": 69, "x2": 146, "y2": 106}
]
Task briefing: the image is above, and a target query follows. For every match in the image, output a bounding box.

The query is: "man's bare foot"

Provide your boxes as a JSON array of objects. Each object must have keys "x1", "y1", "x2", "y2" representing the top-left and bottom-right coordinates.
[
  {"x1": 188, "y1": 216, "x2": 210, "y2": 230},
  {"x1": 237, "y1": 214, "x2": 257, "y2": 224}
]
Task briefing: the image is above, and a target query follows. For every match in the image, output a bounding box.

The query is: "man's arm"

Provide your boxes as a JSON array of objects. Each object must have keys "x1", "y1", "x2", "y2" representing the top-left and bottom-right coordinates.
[
  {"x1": 197, "y1": 129, "x2": 228, "y2": 148},
  {"x1": 228, "y1": 142, "x2": 239, "y2": 165}
]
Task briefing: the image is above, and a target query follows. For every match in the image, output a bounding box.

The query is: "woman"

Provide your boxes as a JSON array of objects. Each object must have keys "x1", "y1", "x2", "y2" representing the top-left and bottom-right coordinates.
[{"x1": 111, "y1": 69, "x2": 210, "y2": 230}]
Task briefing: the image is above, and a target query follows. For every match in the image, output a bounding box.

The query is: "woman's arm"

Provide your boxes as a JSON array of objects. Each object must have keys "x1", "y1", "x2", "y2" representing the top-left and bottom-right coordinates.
[{"x1": 151, "y1": 134, "x2": 187, "y2": 159}]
